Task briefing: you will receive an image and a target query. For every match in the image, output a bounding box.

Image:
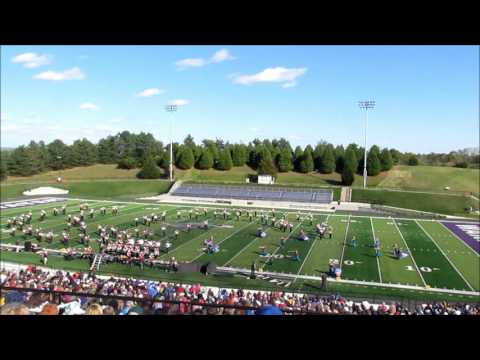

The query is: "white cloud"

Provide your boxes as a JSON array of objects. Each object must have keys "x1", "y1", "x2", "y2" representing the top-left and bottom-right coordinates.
[
  {"x1": 136, "y1": 88, "x2": 165, "y2": 97},
  {"x1": 282, "y1": 81, "x2": 297, "y2": 88},
  {"x1": 176, "y1": 48, "x2": 235, "y2": 69},
  {"x1": 249, "y1": 127, "x2": 262, "y2": 133},
  {"x1": 175, "y1": 58, "x2": 207, "y2": 69},
  {"x1": 210, "y1": 49, "x2": 235, "y2": 63},
  {"x1": 12, "y1": 52, "x2": 51, "y2": 68},
  {"x1": 232, "y1": 67, "x2": 307, "y2": 87},
  {"x1": 168, "y1": 99, "x2": 190, "y2": 106},
  {"x1": 79, "y1": 102, "x2": 100, "y2": 111},
  {"x1": 34, "y1": 67, "x2": 85, "y2": 81}
]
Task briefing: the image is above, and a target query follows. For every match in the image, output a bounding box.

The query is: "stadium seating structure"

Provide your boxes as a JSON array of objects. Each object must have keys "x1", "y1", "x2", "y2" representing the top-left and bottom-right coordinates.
[{"x1": 172, "y1": 184, "x2": 333, "y2": 204}]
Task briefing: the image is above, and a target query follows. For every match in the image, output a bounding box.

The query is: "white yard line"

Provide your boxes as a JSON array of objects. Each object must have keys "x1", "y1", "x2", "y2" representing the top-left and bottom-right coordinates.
[
  {"x1": 369, "y1": 217, "x2": 383, "y2": 283},
  {"x1": 437, "y1": 221, "x2": 480, "y2": 258},
  {"x1": 392, "y1": 218, "x2": 428, "y2": 287},
  {"x1": 223, "y1": 231, "x2": 261, "y2": 267},
  {"x1": 166, "y1": 219, "x2": 236, "y2": 260},
  {"x1": 415, "y1": 220, "x2": 476, "y2": 292},
  {"x1": 339, "y1": 215, "x2": 351, "y2": 266},
  {"x1": 189, "y1": 221, "x2": 256, "y2": 262},
  {"x1": 295, "y1": 214, "x2": 331, "y2": 278},
  {"x1": 265, "y1": 221, "x2": 305, "y2": 265}
]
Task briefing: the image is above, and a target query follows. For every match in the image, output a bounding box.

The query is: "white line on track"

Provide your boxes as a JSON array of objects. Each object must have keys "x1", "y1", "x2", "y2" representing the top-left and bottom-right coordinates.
[
  {"x1": 392, "y1": 218, "x2": 427, "y2": 287},
  {"x1": 415, "y1": 220, "x2": 475, "y2": 292},
  {"x1": 370, "y1": 217, "x2": 383, "y2": 283},
  {"x1": 162, "y1": 218, "x2": 236, "y2": 260},
  {"x1": 339, "y1": 215, "x2": 351, "y2": 266},
  {"x1": 189, "y1": 221, "x2": 256, "y2": 263},
  {"x1": 295, "y1": 214, "x2": 331, "y2": 279}
]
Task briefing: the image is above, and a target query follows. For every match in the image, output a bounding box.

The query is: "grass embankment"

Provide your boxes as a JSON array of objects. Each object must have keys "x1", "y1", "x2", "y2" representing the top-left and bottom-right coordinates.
[
  {"x1": 352, "y1": 188, "x2": 478, "y2": 218},
  {"x1": 377, "y1": 165, "x2": 479, "y2": 194},
  {"x1": 0, "y1": 180, "x2": 172, "y2": 202}
]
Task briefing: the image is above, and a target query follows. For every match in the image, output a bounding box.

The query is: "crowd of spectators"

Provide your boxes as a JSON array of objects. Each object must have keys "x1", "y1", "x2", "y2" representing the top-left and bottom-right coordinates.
[{"x1": 1, "y1": 265, "x2": 479, "y2": 315}]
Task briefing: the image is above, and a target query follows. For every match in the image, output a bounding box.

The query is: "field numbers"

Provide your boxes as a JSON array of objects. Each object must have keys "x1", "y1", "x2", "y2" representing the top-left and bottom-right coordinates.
[{"x1": 405, "y1": 265, "x2": 437, "y2": 273}]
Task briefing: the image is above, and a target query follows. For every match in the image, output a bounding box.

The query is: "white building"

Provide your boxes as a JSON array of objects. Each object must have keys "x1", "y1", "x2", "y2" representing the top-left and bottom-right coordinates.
[{"x1": 258, "y1": 175, "x2": 275, "y2": 185}]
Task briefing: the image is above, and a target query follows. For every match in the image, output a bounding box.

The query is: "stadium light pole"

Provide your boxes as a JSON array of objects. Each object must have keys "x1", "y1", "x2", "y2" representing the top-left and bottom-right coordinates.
[
  {"x1": 358, "y1": 100, "x2": 375, "y2": 189},
  {"x1": 57, "y1": 156, "x2": 63, "y2": 182},
  {"x1": 165, "y1": 104, "x2": 177, "y2": 182}
]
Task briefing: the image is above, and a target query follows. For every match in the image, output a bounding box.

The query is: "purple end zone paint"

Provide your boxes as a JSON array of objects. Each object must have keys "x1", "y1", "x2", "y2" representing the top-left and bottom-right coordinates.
[{"x1": 441, "y1": 221, "x2": 480, "y2": 255}]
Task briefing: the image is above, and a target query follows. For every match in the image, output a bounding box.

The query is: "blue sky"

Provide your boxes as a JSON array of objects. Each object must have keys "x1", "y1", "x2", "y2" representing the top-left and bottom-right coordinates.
[{"x1": 1, "y1": 45, "x2": 478, "y2": 153}]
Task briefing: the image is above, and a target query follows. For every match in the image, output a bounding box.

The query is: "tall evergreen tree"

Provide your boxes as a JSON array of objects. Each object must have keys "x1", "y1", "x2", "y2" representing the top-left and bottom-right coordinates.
[
  {"x1": 202, "y1": 140, "x2": 219, "y2": 163},
  {"x1": 320, "y1": 145, "x2": 335, "y2": 174},
  {"x1": 257, "y1": 151, "x2": 277, "y2": 176},
  {"x1": 389, "y1": 148, "x2": 402, "y2": 165},
  {"x1": 216, "y1": 149, "x2": 233, "y2": 170},
  {"x1": 370, "y1": 145, "x2": 381, "y2": 157},
  {"x1": 367, "y1": 151, "x2": 382, "y2": 176},
  {"x1": 344, "y1": 147, "x2": 358, "y2": 174},
  {"x1": 299, "y1": 150, "x2": 314, "y2": 173},
  {"x1": 177, "y1": 145, "x2": 194, "y2": 169},
  {"x1": 380, "y1": 148, "x2": 393, "y2": 171},
  {"x1": 137, "y1": 156, "x2": 161, "y2": 179},
  {"x1": 232, "y1": 144, "x2": 247, "y2": 167},
  {"x1": 47, "y1": 140, "x2": 71, "y2": 170},
  {"x1": 294, "y1": 146, "x2": 304, "y2": 171},
  {"x1": 341, "y1": 165, "x2": 355, "y2": 186},
  {"x1": 277, "y1": 147, "x2": 293, "y2": 172},
  {"x1": 7, "y1": 146, "x2": 37, "y2": 176},
  {"x1": 335, "y1": 145, "x2": 345, "y2": 173},
  {"x1": 196, "y1": 148, "x2": 214, "y2": 169}
]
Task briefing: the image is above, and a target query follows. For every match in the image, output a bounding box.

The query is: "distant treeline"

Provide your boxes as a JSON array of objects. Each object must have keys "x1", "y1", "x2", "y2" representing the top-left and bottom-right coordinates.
[{"x1": 0, "y1": 131, "x2": 478, "y2": 183}]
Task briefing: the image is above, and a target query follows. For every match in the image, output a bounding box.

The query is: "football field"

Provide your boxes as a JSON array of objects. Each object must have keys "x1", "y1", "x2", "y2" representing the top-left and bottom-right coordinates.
[{"x1": 1, "y1": 197, "x2": 479, "y2": 297}]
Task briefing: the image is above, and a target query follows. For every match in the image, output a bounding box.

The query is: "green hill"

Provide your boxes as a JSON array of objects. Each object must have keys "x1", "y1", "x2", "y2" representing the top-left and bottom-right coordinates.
[{"x1": 377, "y1": 165, "x2": 479, "y2": 194}]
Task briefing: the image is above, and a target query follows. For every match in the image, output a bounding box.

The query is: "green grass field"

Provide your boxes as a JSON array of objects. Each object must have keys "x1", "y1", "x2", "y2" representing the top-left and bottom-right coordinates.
[{"x1": 1, "y1": 198, "x2": 478, "y2": 302}]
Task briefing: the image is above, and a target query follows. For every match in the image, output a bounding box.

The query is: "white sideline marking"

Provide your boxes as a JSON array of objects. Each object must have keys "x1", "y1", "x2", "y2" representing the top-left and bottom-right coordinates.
[
  {"x1": 339, "y1": 215, "x2": 351, "y2": 266},
  {"x1": 189, "y1": 221, "x2": 255, "y2": 262},
  {"x1": 223, "y1": 223, "x2": 264, "y2": 266},
  {"x1": 370, "y1": 217, "x2": 383, "y2": 283},
  {"x1": 392, "y1": 218, "x2": 427, "y2": 287},
  {"x1": 160, "y1": 219, "x2": 236, "y2": 260},
  {"x1": 415, "y1": 220, "x2": 476, "y2": 292},
  {"x1": 216, "y1": 265, "x2": 480, "y2": 297}
]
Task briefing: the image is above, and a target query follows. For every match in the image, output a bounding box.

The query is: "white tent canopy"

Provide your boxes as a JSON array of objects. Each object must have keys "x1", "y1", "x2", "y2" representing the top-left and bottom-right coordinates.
[{"x1": 23, "y1": 187, "x2": 69, "y2": 196}]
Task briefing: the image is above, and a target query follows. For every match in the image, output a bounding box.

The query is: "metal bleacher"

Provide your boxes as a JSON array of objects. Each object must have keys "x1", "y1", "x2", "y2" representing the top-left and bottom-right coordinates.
[{"x1": 171, "y1": 184, "x2": 333, "y2": 204}]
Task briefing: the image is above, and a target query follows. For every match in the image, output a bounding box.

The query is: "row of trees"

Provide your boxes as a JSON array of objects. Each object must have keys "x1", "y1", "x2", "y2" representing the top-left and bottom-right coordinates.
[
  {"x1": 1, "y1": 131, "x2": 426, "y2": 183},
  {"x1": 1, "y1": 132, "x2": 164, "y2": 179}
]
